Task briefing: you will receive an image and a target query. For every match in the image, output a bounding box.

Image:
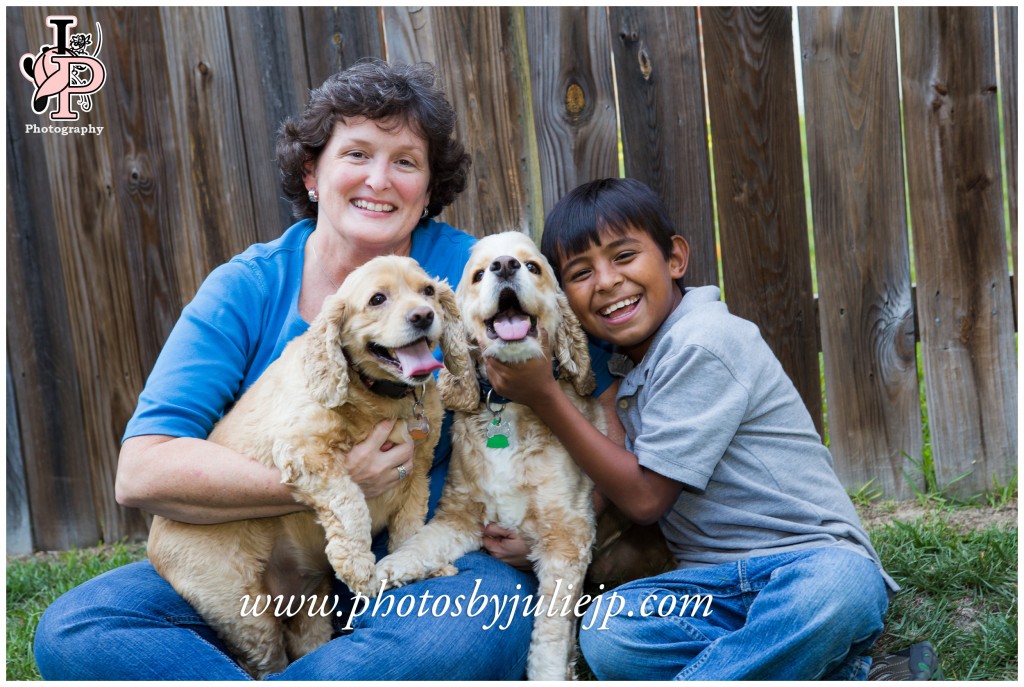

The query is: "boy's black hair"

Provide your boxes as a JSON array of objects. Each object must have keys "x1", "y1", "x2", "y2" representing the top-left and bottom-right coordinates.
[{"x1": 540, "y1": 177, "x2": 682, "y2": 284}]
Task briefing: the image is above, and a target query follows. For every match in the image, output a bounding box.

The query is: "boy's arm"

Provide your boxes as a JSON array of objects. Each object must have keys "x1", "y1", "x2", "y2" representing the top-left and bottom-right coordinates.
[{"x1": 485, "y1": 355, "x2": 682, "y2": 525}]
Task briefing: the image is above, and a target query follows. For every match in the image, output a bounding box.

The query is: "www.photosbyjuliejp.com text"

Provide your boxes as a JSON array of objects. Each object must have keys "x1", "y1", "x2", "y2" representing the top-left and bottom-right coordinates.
[{"x1": 239, "y1": 578, "x2": 714, "y2": 631}]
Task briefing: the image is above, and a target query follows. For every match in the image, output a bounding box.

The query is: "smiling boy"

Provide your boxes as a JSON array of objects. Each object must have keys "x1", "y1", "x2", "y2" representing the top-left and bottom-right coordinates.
[{"x1": 484, "y1": 178, "x2": 907, "y2": 680}]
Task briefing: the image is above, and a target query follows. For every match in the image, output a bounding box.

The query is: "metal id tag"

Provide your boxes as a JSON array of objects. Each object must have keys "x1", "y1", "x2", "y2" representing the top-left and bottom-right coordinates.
[
  {"x1": 408, "y1": 392, "x2": 430, "y2": 441},
  {"x1": 485, "y1": 416, "x2": 512, "y2": 449},
  {"x1": 408, "y1": 415, "x2": 430, "y2": 441}
]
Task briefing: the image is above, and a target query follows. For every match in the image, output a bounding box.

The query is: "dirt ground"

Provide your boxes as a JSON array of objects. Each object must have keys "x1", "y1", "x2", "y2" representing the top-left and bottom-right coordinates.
[{"x1": 857, "y1": 498, "x2": 1019, "y2": 531}]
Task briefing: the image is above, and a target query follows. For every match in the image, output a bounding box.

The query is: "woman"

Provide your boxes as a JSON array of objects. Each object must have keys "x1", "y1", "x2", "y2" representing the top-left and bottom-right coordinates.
[{"x1": 34, "y1": 60, "x2": 536, "y2": 681}]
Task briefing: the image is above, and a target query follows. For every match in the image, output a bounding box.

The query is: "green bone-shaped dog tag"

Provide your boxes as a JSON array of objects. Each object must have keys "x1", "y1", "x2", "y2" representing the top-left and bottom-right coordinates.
[{"x1": 486, "y1": 417, "x2": 511, "y2": 449}]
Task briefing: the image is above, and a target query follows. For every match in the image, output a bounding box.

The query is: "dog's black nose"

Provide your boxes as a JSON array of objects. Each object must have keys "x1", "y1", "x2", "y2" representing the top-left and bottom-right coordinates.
[
  {"x1": 407, "y1": 306, "x2": 435, "y2": 330},
  {"x1": 490, "y1": 255, "x2": 521, "y2": 280}
]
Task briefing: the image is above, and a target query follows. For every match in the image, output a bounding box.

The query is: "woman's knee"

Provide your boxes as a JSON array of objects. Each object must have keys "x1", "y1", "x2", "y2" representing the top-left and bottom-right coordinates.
[
  {"x1": 33, "y1": 563, "x2": 142, "y2": 678},
  {"x1": 34, "y1": 561, "x2": 202, "y2": 680}
]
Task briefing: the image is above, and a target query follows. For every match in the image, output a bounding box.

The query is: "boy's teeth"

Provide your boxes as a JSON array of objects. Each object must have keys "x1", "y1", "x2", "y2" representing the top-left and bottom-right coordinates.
[
  {"x1": 601, "y1": 296, "x2": 640, "y2": 316},
  {"x1": 354, "y1": 200, "x2": 394, "y2": 212}
]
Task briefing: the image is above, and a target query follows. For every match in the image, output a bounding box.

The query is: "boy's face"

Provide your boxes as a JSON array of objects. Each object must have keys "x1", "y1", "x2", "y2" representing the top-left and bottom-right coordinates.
[{"x1": 558, "y1": 225, "x2": 689, "y2": 363}]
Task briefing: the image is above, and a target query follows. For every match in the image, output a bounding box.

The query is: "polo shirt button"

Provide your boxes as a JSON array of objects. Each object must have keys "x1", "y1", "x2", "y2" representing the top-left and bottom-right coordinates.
[{"x1": 618, "y1": 399, "x2": 629, "y2": 410}]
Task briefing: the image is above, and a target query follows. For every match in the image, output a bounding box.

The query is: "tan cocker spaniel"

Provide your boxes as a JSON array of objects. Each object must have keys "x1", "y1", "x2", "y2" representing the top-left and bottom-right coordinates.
[
  {"x1": 375, "y1": 232, "x2": 603, "y2": 680},
  {"x1": 147, "y1": 255, "x2": 469, "y2": 678}
]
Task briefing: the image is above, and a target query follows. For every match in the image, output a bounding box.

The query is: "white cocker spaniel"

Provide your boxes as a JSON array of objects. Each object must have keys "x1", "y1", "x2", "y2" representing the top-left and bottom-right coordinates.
[{"x1": 375, "y1": 232, "x2": 603, "y2": 680}]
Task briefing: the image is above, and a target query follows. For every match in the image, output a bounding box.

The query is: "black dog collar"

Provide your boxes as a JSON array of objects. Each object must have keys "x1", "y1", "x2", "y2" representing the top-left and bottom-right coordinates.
[
  {"x1": 357, "y1": 370, "x2": 416, "y2": 399},
  {"x1": 344, "y1": 349, "x2": 416, "y2": 399}
]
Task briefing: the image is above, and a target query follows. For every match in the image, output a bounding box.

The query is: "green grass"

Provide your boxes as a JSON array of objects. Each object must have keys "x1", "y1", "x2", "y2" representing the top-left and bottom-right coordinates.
[
  {"x1": 869, "y1": 515, "x2": 1018, "y2": 680},
  {"x1": 7, "y1": 503, "x2": 1017, "y2": 681},
  {"x1": 6, "y1": 542, "x2": 147, "y2": 681}
]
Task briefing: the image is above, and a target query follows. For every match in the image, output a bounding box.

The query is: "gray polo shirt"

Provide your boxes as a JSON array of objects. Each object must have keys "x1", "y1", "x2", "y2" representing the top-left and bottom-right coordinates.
[{"x1": 612, "y1": 286, "x2": 897, "y2": 591}]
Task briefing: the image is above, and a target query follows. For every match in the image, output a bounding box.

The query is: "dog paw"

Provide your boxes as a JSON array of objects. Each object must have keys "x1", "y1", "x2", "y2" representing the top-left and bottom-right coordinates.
[
  {"x1": 375, "y1": 555, "x2": 424, "y2": 588},
  {"x1": 332, "y1": 552, "x2": 378, "y2": 598},
  {"x1": 426, "y1": 563, "x2": 458, "y2": 579}
]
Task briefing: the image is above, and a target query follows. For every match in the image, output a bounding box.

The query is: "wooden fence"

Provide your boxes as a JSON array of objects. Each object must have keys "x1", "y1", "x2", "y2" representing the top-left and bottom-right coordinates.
[{"x1": 6, "y1": 6, "x2": 1017, "y2": 553}]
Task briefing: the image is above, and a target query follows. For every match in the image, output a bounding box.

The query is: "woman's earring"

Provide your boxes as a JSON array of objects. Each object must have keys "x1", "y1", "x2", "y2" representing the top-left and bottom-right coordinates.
[
  {"x1": 421, "y1": 206, "x2": 429, "y2": 219},
  {"x1": 308, "y1": 188, "x2": 319, "y2": 203}
]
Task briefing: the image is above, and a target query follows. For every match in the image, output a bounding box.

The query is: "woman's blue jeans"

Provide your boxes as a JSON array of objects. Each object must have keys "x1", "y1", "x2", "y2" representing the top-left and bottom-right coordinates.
[
  {"x1": 579, "y1": 546, "x2": 889, "y2": 681},
  {"x1": 34, "y1": 551, "x2": 535, "y2": 680}
]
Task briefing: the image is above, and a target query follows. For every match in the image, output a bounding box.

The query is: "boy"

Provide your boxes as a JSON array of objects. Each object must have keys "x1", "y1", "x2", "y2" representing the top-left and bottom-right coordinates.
[{"x1": 484, "y1": 178, "x2": 920, "y2": 680}]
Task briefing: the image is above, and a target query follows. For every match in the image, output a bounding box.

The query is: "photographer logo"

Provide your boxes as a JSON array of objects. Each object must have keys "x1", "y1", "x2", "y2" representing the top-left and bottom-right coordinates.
[{"x1": 19, "y1": 15, "x2": 106, "y2": 122}]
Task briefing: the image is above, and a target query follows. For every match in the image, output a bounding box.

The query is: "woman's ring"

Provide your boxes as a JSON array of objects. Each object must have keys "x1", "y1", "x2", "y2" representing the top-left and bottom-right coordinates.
[{"x1": 396, "y1": 464, "x2": 408, "y2": 481}]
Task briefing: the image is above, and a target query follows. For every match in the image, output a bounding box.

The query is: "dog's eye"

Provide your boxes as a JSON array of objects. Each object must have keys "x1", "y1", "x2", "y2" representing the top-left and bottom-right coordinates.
[
  {"x1": 472, "y1": 269, "x2": 485, "y2": 283},
  {"x1": 369, "y1": 293, "x2": 387, "y2": 306},
  {"x1": 422, "y1": 285, "x2": 435, "y2": 297},
  {"x1": 525, "y1": 261, "x2": 542, "y2": 275}
]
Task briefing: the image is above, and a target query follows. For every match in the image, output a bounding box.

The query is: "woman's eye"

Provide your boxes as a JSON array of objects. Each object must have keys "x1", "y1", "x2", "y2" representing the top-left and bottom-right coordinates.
[
  {"x1": 369, "y1": 293, "x2": 387, "y2": 306},
  {"x1": 472, "y1": 270, "x2": 485, "y2": 283},
  {"x1": 567, "y1": 269, "x2": 591, "y2": 282},
  {"x1": 525, "y1": 262, "x2": 541, "y2": 275},
  {"x1": 615, "y1": 251, "x2": 637, "y2": 262}
]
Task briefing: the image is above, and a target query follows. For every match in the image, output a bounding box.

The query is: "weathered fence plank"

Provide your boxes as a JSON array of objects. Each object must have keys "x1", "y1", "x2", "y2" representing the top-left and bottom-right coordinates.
[
  {"x1": 7, "y1": 350, "x2": 33, "y2": 554},
  {"x1": 91, "y1": 8, "x2": 186, "y2": 382},
  {"x1": 608, "y1": 7, "x2": 717, "y2": 289},
  {"x1": 524, "y1": 7, "x2": 618, "y2": 218},
  {"x1": 899, "y1": 6, "x2": 1017, "y2": 496},
  {"x1": 226, "y1": 6, "x2": 311, "y2": 238},
  {"x1": 159, "y1": 6, "x2": 260, "y2": 291},
  {"x1": 384, "y1": 7, "x2": 539, "y2": 238},
  {"x1": 301, "y1": 6, "x2": 384, "y2": 89},
  {"x1": 997, "y1": 6, "x2": 1017, "y2": 290},
  {"x1": 702, "y1": 7, "x2": 823, "y2": 436},
  {"x1": 799, "y1": 7, "x2": 922, "y2": 497}
]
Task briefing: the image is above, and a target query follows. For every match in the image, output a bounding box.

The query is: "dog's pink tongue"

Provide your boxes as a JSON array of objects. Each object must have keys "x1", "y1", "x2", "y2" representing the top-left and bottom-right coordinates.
[
  {"x1": 494, "y1": 313, "x2": 531, "y2": 341},
  {"x1": 393, "y1": 340, "x2": 443, "y2": 378}
]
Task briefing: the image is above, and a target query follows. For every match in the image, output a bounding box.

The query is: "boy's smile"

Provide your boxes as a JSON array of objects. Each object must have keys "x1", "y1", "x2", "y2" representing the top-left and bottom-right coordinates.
[{"x1": 559, "y1": 226, "x2": 689, "y2": 363}]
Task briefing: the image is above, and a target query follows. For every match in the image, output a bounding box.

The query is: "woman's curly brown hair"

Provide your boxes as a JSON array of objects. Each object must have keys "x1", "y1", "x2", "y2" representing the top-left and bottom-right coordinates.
[{"x1": 276, "y1": 60, "x2": 471, "y2": 221}]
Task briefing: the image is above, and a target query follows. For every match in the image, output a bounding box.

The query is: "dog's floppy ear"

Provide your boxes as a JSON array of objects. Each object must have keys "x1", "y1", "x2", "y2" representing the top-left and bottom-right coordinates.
[
  {"x1": 435, "y1": 277, "x2": 480, "y2": 411},
  {"x1": 303, "y1": 294, "x2": 350, "y2": 407},
  {"x1": 436, "y1": 278, "x2": 471, "y2": 379},
  {"x1": 438, "y1": 364, "x2": 481, "y2": 413},
  {"x1": 553, "y1": 292, "x2": 596, "y2": 397}
]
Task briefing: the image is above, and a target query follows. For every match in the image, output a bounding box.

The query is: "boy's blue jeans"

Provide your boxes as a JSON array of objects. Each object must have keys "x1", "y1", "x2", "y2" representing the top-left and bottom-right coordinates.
[
  {"x1": 34, "y1": 552, "x2": 534, "y2": 680},
  {"x1": 580, "y1": 546, "x2": 889, "y2": 681}
]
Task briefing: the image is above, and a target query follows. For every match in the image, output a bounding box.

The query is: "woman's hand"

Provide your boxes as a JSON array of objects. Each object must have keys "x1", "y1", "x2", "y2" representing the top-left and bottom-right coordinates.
[
  {"x1": 345, "y1": 419, "x2": 416, "y2": 498},
  {"x1": 481, "y1": 523, "x2": 533, "y2": 571}
]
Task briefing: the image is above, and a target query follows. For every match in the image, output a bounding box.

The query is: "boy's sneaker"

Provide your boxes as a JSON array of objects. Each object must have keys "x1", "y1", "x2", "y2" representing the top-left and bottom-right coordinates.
[{"x1": 869, "y1": 641, "x2": 943, "y2": 680}]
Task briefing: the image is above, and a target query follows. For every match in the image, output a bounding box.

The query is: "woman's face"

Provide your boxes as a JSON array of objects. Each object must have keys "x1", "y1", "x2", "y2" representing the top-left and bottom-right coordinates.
[{"x1": 304, "y1": 117, "x2": 431, "y2": 252}]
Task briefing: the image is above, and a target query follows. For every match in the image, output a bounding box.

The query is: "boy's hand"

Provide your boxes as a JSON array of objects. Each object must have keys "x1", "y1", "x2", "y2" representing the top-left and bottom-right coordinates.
[{"x1": 484, "y1": 332, "x2": 559, "y2": 407}]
